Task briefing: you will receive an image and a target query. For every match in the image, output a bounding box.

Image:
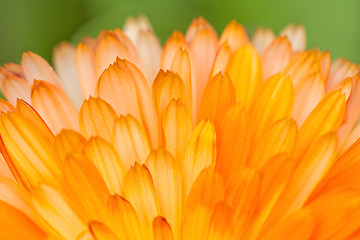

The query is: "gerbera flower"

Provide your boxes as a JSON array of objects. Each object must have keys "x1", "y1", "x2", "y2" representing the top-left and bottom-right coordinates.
[{"x1": 0, "y1": 15, "x2": 359, "y2": 240}]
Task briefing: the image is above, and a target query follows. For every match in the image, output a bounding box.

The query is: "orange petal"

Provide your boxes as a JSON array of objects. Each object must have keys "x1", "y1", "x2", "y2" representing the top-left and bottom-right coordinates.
[
  {"x1": 283, "y1": 50, "x2": 321, "y2": 90},
  {"x1": 183, "y1": 120, "x2": 216, "y2": 195},
  {"x1": 297, "y1": 90, "x2": 345, "y2": 155},
  {"x1": 219, "y1": 20, "x2": 248, "y2": 52},
  {"x1": 63, "y1": 153, "x2": 110, "y2": 222},
  {"x1": 261, "y1": 36, "x2": 292, "y2": 79},
  {"x1": 210, "y1": 42, "x2": 232, "y2": 77},
  {"x1": 251, "y1": 27, "x2": 275, "y2": 54},
  {"x1": 114, "y1": 59, "x2": 158, "y2": 148},
  {"x1": 307, "y1": 189, "x2": 360, "y2": 239},
  {"x1": 291, "y1": 72, "x2": 325, "y2": 126},
  {"x1": 124, "y1": 163, "x2": 159, "y2": 229},
  {"x1": 225, "y1": 167, "x2": 261, "y2": 238},
  {"x1": 198, "y1": 72, "x2": 236, "y2": 126},
  {"x1": 273, "y1": 133, "x2": 337, "y2": 218},
  {"x1": 21, "y1": 51, "x2": 62, "y2": 89},
  {"x1": 215, "y1": 104, "x2": 250, "y2": 183},
  {"x1": 153, "y1": 216, "x2": 175, "y2": 240},
  {"x1": 79, "y1": 97, "x2": 117, "y2": 142},
  {"x1": 89, "y1": 221, "x2": 119, "y2": 240},
  {"x1": 207, "y1": 202, "x2": 234, "y2": 240},
  {"x1": 106, "y1": 194, "x2": 146, "y2": 240},
  {"x1": 249, "y1": 119, "x2": 297, "y2": 168},
  {"x1": 160, "y1": 31, "x2": 189, "y2": 70},
  {"x1": 32, "y1": 184, "x2": 86, "y2": 239},
  {"x1": 327, "y1": 58, "x2": 359, "y2": 91},
  {"x1": 249, "y1": 73, "x2": 294, "y2": 146},
  {"x1": 145, "y1": 149, "x2": 182, "y2": 239},
  {"x1": 163, "y1": 99, "x2": 192, "y2": 164},
  {"x1": 258, "y1": 208, "x2": 314, "y2": 240},
  {"x1": 152, "y1": 70, "x2": 187, "y2": 145},
  {"x1": 183, "y1": 168, "x2": 224, "y2": 240},
  {"x1": 280, "y1": 24, "x2": 306, "y2": 52},
  {"x1": 31, "y1": 80, "x2": 79, "y2": 134},
  {"x1": 112, "y1": 114, "x2": 151, "y2": 170},
  {"x1": 53, "y1": 41, "x2": 83, "y2": 109},
  {"x1": 0, "y1": 111, "x2": 60, "y2": 188},
  {"x1": 84, "y1": 136, "x2": 126, "y2": 195},
  {"x1": 75, "y1": 43, "x2": 97, "y2": 97},
  {"x1": 226, "y1": 44, "x2": 263, "y2": 111},
  {"x1": 54, "y1": 129, "x2": 86, "y2": 162},
  {"x1": 189, "y1": 27, "x2": 218, "y2": 121},
  {"x1": 0, "y1": 200, "x2": 47, "y2": 240},
  {"x1": 319, "y1": 50, "x2": 330, "y2": 81},
  {"x1": 96, "y1": 64, "x2": 141, "y2": 120},
  {"x1": 170, "y1": 48, "x2": 192, "y2": 115},
  {"x1": 0, "y1": 98, "x2": 15, "y2": 113},
  {"x1": 185, "y1": 17, "x2": 217, "y2": 44},
  {"x1": 2, "y1": 75, "x2": 31, "y2": 105}
]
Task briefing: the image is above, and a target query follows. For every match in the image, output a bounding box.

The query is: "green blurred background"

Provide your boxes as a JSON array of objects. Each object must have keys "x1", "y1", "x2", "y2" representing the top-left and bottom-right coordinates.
[{"x1": 0, "y1": 0, "x2": 359, "y2": 65}]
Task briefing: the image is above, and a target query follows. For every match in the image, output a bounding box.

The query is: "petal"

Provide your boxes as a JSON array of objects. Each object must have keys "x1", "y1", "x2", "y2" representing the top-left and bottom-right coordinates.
[
  {"x1": 2, "y1": 75, "x2": 31, "y2": 105},
  {"x1": 63, "y1": 153, "x2": 110, "y2": 222},
  {"x1": 163, "y1": 99, "x2": 192, "y2": 163},
  {"x1": 219, "y1": 20, "x2": 248, "y2": 52},
  {"x1": 327, "y1": 58, "x2": 359, "y2": 91},
  {"x1": 106, "y1": 194, "x2": 146, "y2": 240},
  {"x1": 32, "y1": 184, "x2": 86, "y2": 239},
  {"x1": 251, "y1": 27, "x2": 275, "y2": 54},
  {"x1": 75, "y1": 43, "x2": 97, "y2": 97},
  {"x1": 31, "y1": 80, "x2": 79, "y2": 134},
  {"x1": 84, "y1": 136, "x2": 126, "y2": 195},
  {"x1": 124, "y1": 163, "x2": 159, "y2": 228},
  {"x1": 210, "y1": 42, "x2": 231, "y2": 77},
  {"x1": 183, "y1": 120, "x2": 216, "y2": 194},
  {"x1": 198, "y1": 72, "x2": 236, "y2": 126},
  {"x1": 215, "y1": 104, "x2": 250, "y2": 183},
  {"x1": 89, "y1": 221, "x2": 119, "y2": 240},
  {"x1": 112, "y1": 114, "x2": 151, "y2": 170},
  {"x1": 153, "y1": 216, "x2": 175, "y2": 240},
  {"x1": 0, "y1": 112, "x2": 60, "y2": 188},
  {"x1": 54, "y1": 129, "x2": 86, "y2": 163},
  {"x1": 53, "y1": 42, "x2": 82, "y2": 109},
  {"x1": 145, "y1": 149, "x2": 182, "y2": 239},
  {"x1": 226, "y1": 44, "x2": 263, "y2": 111},
  {"x1": 280, "y1": 24, "x2": 306, "y2": 52},
  {"x1": 0, "y1": 200, "x2": 47, "y2": 240},
  {"x1": 261, "y1": 36, "x2": 292, "y2": 79},
  {"x1": 160, "y1": 31, "x2": 189, "y2": 70},
  {"x1": 21, "y1": 51, "x2": 62, "y2": 89},
  {"x1": 79, "y1": 97, "x2": 117, "y2": 142},
  {"x1": 207, "y1": 202, "x2": 234, "y2": 240}
]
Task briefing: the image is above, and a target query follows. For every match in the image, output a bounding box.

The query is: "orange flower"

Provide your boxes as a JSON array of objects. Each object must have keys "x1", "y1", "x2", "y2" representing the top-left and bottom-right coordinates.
[{"x1": 0, "y1": 16, "x2": 359, "y2": 239}]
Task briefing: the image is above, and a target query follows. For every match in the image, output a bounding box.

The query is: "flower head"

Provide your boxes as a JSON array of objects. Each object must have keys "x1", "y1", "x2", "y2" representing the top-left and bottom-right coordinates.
[{"x1": 0, "y1": 16, "x2": 359, "y2": 239}]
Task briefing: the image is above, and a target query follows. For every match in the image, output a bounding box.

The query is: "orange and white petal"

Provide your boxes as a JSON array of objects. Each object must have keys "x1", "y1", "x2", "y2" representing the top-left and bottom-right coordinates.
[
  {"x1": 112, "y1": 115, "x2": 151, "y2": 170},
  {"x1": 210, "y1": 42, "x2": 232, "y2": 77},
  {"x1": 2, "y1": 75, "x2": 31, "y2": 105},
  {"x1": 75, "y1": 43, "x2": 97, "y2": 97},
  {"x1": 280, "y1": 24, "x2": 306, "y2": 52},
  {"x1": 160, "y1": 31, "x2": 189, "y2": 70},
  {"x1": 251, "y1": 27, "x2": 275, "y2": 55},
  {"x1": 79, "y1": 97, "x2": 118, "y2": 142},
  {"x1": 261, "y1": 36, "x2": 292, "y2": 79},
  {"x1": 123, "y1": 15, "x2": 153, "y2": 44},
  {"x1": 53, "y1": 42, "x2": 82, "y2": 109},
  {"x1": 136, "y1": 29, "x2": 162, "y2": 84},
  {"x1": 326, "y1": 58, "x2": 359, "y2": 91},
  {"x1": 31, "y1": 80, "x2": 79, "y2": 134}
]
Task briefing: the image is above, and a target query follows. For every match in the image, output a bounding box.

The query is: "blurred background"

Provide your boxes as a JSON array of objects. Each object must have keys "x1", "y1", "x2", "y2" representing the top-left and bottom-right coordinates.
[{"x1": 0, "y1": 0, "x2": 359, "y2": 65}]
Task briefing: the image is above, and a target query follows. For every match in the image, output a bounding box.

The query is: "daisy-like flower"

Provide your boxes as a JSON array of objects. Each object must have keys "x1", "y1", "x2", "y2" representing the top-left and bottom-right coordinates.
[{"x1": 0, "y1": 15, "x2": 359, "y2": 240}]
